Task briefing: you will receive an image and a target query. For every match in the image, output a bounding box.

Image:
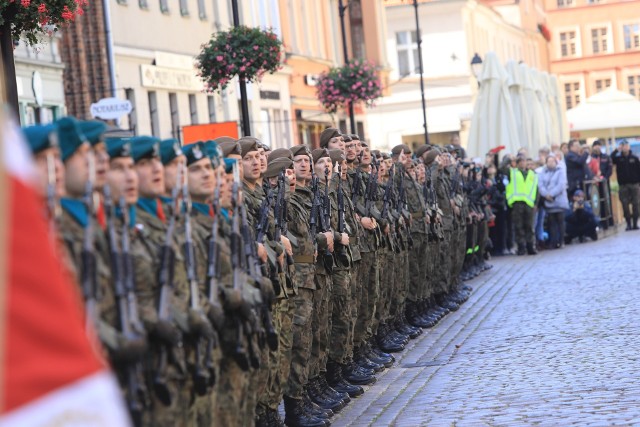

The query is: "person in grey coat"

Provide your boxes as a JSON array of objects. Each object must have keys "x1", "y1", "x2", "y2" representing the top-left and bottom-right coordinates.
[{"x1": 538, "y1": 155, "x2": 569, "y2": 249}]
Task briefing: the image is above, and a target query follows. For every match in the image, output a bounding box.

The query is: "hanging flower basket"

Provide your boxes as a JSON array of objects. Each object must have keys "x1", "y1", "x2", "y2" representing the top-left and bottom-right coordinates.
[
  {"x1": 316, "y1": 59, "x2": 382, "y2": 114},
  {"x1": 538, "y1": 23, "x2": 551, "y2": 42},
  {"x1": 196, "y1": 25, "x2": 283, "y2": 93},
  {"x1": 0, "y1": 0, "x2": 86, "y2": 45}
]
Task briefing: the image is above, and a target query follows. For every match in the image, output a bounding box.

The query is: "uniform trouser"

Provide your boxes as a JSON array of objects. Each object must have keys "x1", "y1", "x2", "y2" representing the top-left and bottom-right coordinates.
[
  {"x1": 285, "y1": 287, "x2": 315, "y2": 399},
  {"x1": 424, "y1": 238, "x2": 438, "y2": 301},
  {"x1": 264, "y1": 296, "x2": 295, "y2": 410},
  {"x1": 346, "y1": 260, "x2": 361, "y2": 362},
  {"x1": 310, "y1": 273, "x2": 332, "y2": 379},
  {"x1": 249, "y1": 336, "x2": 270, "y2": 416},
  {"x1": 354, "y1": 251, "x2": 379, "y2": 347},
  {"x1": 436, "y1": 230, "x2": 453, "y2": 295},
  {"x1": 407, "y1": 233, "x2": 427, "y2": 303},
  {"x1": 512, "y1": 202, "x2": 535, "y2": 248},
  {"x1": 188, "y1": 337, "x2": 222, "y2": 426},
  {"x1": 329, "y1": 268, "x2": 353, "y2": 364},
  {"x1": 619, "y1": 183, "x2": 640, "y2": 221},
  {"x1": 454, "y1": 223, "x2": 467, "y2": 289},
  {"x1": 389, "y1": 249, "x2": 409, "y2": 319},
  {"x1": 372, "y1": 247, "x2": 391, "y2": 333},
  {"x1": 214, "y1": 341, "x2": 252, "y2": 427}
]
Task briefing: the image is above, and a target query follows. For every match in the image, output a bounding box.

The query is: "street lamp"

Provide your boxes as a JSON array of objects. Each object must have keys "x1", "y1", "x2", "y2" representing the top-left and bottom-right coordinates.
[
  {"x1": 470, "y1": 53, "x2": 483, "y2": 85},
  {"x1": 338, "y1": 0, "x2": 357, "y2": 134}
]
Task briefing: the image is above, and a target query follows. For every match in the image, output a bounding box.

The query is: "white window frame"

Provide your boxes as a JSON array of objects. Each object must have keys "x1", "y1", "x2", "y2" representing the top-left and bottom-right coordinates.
[
  {"x1": 559, "y1": 74, "x2": 585, "y2": 110},
  {"x1": 557, "y1": 26, "x2": 581, "y2": 59},
  {"x1": 586, "y1": 23, "x2": 613, "y2": 55},
  {"x1": 590, "y1": 71, "x2": 616, "y2": 93},
  {"x1": 621, "y1": 21, "x2": 640, "y2": 51},
  {"x1": 395, "y1": 30, "x2": 420, "y2": 77}
]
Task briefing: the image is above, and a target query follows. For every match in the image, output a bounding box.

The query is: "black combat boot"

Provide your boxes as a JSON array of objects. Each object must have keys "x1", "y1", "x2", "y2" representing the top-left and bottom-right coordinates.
[
  {"x1": 376, "y1": 323, "x2": 405, "y2": 352},
  {"x1": 526, "y1": 242, "x2": 538, "y2": 255},
  {"x1": 405, "y1": 302, "x2": 432, "y2": 329},
  {"x1": 365, "y1": 341, "x2": 395, "y2": 367},
  {"x1": 284, "y1": 396, "x2": 329, "y2": 427},
  {"x1": 355, "y1": 352, "x2": 385, "y2": 373},
  {"x1": 634, "y1": 217, "x2": 639, "y2": 230},
  {"x1": 626, "y1": 218, "x2": 633, "y2": 231},
  {"x1": 437, "y1": 293, "x2": 459, "y2": 312},
  {"x1": 342, "y1": 360, "x2": 377, "y2": 385},
  {"x1": 326, "y1": 359, "x2": 364, "y2": 398},
  {"x1": 317, "y1": 373, "x2": 350, "y2": 405},
  {"x1": 302, "y1": 391, "x2": 333, "y2": 419},
  {"x1": 306, "y1": 378, "x2": 345, "y2": 413},
  {"x1": 395, "y1": 318, "x2": 421, "y2": 339}
]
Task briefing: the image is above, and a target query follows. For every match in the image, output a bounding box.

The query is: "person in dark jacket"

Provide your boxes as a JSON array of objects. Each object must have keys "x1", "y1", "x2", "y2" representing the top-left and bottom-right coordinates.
[
  {"x1": 591, "y1": 140, "x2": 614, "y2": 229},
  {"x1": 611, "y1": 140, "x2": 640, "y2": 230},
  {"x1": 565, "y1": 140, "x2": 592, "y2": 196},
  {"x1": 565, "y1": 190, "x2": 598, "y2": 243}
]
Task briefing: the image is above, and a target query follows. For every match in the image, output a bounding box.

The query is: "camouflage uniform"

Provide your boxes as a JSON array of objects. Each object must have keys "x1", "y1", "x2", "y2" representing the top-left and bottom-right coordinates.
[
  {"x1": 435, "y1": 172, "x2": 454, "y2": 295},
  {"x1": 133, "y1": 201, "x2": 190, "y2": 427},
  {"x1": 402, "y1": 167, "x2": 428, "y2": 304}
]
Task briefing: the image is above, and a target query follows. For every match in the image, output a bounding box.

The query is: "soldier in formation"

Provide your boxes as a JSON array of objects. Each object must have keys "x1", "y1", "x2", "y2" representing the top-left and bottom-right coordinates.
[{"x1": 23, "y1": 118, "x2": 491, "y2": 427}]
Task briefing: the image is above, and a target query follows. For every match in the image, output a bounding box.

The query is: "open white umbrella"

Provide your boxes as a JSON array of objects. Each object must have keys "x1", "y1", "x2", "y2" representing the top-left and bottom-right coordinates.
[
  {"x1": 468, "y1": 52, "x2": 519, "y2": 157},
  {"x1": 567, "y1": 87, "x2": 640, "y2": 150}
]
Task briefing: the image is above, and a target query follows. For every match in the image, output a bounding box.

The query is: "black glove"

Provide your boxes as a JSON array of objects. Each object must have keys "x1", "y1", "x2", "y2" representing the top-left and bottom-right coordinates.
[{"x1": 152, "y1": 319, "x2": 182, "y2": 346}]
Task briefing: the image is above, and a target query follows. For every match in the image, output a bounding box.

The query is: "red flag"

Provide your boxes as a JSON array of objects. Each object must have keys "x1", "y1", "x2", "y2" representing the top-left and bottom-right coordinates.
[{"x1": 0, "y1": 112, "x2": 131, "y2": 426}]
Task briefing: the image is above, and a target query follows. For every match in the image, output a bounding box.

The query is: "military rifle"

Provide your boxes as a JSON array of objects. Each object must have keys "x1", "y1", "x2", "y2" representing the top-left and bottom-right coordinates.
[
  {"x1": 104, "y1": 188, "x2": 147, "y2": 422},
  {"x1": 81, "y1": 153, "x2": 98, "y2": 333},
  {"x1": 335, "y1": 164, "x2": 351, "y2": 267},
  {"x1": 181, "y1": 170, "x2": 215, "y2": 395},
  {"x1": 274, "y1": 170, "x2": 294, "y2": 292},
  {"x1": 311, "y1": 166, "x2": 334, "y2": 273},
  {"x1": 153, "y1": 165, "x2": 183, "y2": 406}
]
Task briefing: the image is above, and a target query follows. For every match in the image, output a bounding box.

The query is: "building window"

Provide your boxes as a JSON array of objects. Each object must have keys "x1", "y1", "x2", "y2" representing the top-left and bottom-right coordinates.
[
  {"x1": 556, "y1": 0, "x2": 573, "y2": 7},
  {"x1": 396, "y1": 30, "x2": 420, "y2": 76},
  {"x1": 138, "y1": 0, "x2": 148, "y2": 9},
  {"x1": 587, "y1": 0, "x2": 601, "y2": 3},
  {"x1": 148, "y1": 91, "x2": 159, "y2": 137},
  {"x1": 197, "y1": 0, "x2": 206, "y2": 19},
  {"x1": 628, "y1": 75, "x2": 640, "y2": 99},
  {"x1": 591, "y1": 27, "x2": 608, "y2": 54},
  {"x1": 207, "y1": 96, "x2": 216, "y2": 123},
  {"x1": 564, "y1": 82, "x2": 581, "y2": 109},
  {"x1": 559, "y1": 31, "x2": 577, "y2": 57},
  {"x1": 624, "y1": 24, "x2": 640, "y2": 50},
  {"x1": 179, "y1": 0, "x2": 188, "y2": 16},
  {"x1": 159, "y1": 0, "x2": 168, "y2": 14},
  {"x1": 189, "y1": 94, "x2": 198, "y2": 125},
  {"x1": 595, "y1": 78, "x2": 611, "y2": 92},
  {"x1": 125, "y1": 88, "x2": 138, "y2": 135},
  {"x1": 169, "y1": 93, "x2": 180, "y2": 140}
]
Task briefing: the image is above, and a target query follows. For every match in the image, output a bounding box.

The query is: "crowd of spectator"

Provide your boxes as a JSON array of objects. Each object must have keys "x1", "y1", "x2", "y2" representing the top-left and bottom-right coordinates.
[{"x1": 465, "y1": 138, "x2": 640, "y2": 259}]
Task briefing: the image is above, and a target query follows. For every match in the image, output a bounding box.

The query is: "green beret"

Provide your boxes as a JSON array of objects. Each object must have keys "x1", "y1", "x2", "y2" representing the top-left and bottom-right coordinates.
[
  {"x1": 203, "y1": 140, "x2": 222, "y2": 167},
  {"x1": 343, "y1": 134, "x2": 353, "y2": 143},
  {"x1": 350, "y1": 134, "x2": 360, "y2": 141},
  {"x1": 131, "y1": 136, "x2": 161, "y2": 163},
  {"x1": 264, "y1": 157, "x2": 293, "y2": 178},
  {"x1": 159, "y1": 138, "x2": 183, "y2": 165},
  {"x1": 105, "y1": 137, "x2": 133, "y2": 159},
  {"x1": 238, "y1": 136, "x2": 260, "y2": 157},
  {"x1": 391, "y1": 144, "x2": 411, "y2": 156},
  {"x1": 320, "y1": 128, "x2": 341, "y2": 148},
  {"x1": 371, "y1": 149, "x2": 381, "y2": 158},
  {"x1": 182, "y1": 141, "x2": 208, "y2": 166},
  {"x1": 415, "y1": 144, "x2": 431, "y2": 159},
  {"x1": 328, "y1": 149, "x2": 345, "y2": 164},
  {"x1": 103, "y1": 127, "x2": 134, "y2": 139},
  {"x1": 78, "y1": 120, "x2": 108, "y2": 146},
  {"x1": 290, "y1": 145, "x2": 311, "y2": 158},
  {"x1": 381, "y1": 152, "x2": 390, "y2": 160},
  {"x1": 56, "y1": 116, "x2": 88, "y2": 162},
  {"x1": 224, "y1": 158, "x2": 238, "y2": 173},
  {"x1": 219, "y1": 139, "x2": 241, "y2": 157},
  {"x1": 23, "y1": 123, "x2": 57, "y2": 154},
  {"x1": 267, "y1": 148, "x2": 293, "y2": 163},
  {"x1": 311, "y1": 148, "x2": 330, "y2": 164},
  {"x1": 360, "y1": 141, "x2": 369, "y2": 149}
]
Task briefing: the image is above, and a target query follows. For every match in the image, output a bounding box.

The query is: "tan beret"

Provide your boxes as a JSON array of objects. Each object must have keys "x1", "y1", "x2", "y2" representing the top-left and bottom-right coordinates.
[
  {"x1": 238, "y1": 136, "x2": 260, "y2": 157},
  {"x1": 391, "y1": 144, "x2": 411, "y2": 156},
  {"x1": 290, "y1": 144, "x2": 311, "y2": 157},
  {"x1": 319, "y1": 128, "x2": 341, "y2": 149},
  {"x1": 311, "y1": 148, "x2": 330, "y2": 163},
  {"x1": 268, "y1": 148, "x2": 293, "y2": 162},
  {"x1": 219, "y1": 140, "x2": 241, "y2": 157},
  {"x1": 415, "y1": 144, "x2": 431, "y2": 159},
  {"x1": 264, "y1": 157, "x2": 293, "y2": 178},
  {"x1": 328, "y1": 149, "x2": 345, "y2": 164}
]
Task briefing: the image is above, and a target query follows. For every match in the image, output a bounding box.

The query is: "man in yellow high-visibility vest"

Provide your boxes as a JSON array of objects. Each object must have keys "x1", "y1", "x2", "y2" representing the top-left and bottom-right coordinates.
[{"x1": 505, "y1": 156, "x2": 539, "y2": 255}]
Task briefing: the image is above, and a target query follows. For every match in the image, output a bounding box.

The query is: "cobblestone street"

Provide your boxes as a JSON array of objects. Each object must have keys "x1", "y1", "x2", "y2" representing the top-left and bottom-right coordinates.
[{"x1": 333, "y1": 230, "x2": 640, "y2": 427}]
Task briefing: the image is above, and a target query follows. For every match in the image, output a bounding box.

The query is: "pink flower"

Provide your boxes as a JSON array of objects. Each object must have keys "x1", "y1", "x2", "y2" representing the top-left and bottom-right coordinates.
[
  {"x1": 239, "y1": 66, "x2": 246, "y2": 72},
  {"x1": 216, "y1": 55, "x2": 223, "y2": 61},
  {"x1": 253, "y1": 45, "x2": 259, "y2": 50},
  {"x1": 37, "y1": 2, "x2": 45, "y2": 12},
  {"x1": 21, "y1": 0, "x2": 30, "y2": 7}
]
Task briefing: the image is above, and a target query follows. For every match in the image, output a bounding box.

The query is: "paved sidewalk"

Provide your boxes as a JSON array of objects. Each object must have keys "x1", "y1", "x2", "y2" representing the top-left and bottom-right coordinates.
[{"x1": 333, "y1": 230, "x2": 640, "y2": 426}]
